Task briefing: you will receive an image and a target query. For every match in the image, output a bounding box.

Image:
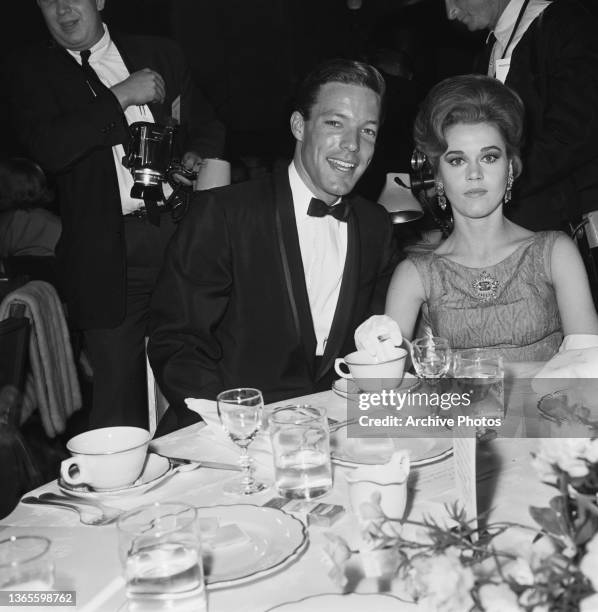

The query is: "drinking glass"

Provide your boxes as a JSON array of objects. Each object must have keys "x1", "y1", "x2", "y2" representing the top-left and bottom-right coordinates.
[
  {"x1": 117, "y1": 502, "x2": 206, "y2": 610},
  {"x1": 0, "y1": 536, "x2": 54, "y2": 590},
  {"x1": 453, "y1": 348, "x2": 504, "y2": 439},
  {"x1": 410, "y1": 336, "x2": 451, "y2": 384},
  {"x1": 269, "y1": 405, "x2": 332, "y2": 500},
  {"x1": 217, "y1": 388, "x2": 267, "y2": 495},
  {"x1": 453, "y1": 349, "x2": 504, "y2": 417}
]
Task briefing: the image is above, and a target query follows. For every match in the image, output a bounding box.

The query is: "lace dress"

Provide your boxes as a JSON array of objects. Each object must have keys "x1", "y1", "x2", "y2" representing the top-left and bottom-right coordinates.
[{"x1": 408, "y1": 231, "x2": 563, "y2": 362}]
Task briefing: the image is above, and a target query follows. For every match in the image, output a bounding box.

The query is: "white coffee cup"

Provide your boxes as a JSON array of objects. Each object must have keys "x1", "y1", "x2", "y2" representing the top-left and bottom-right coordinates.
[
  {"x1": 194, "y1": 158, "x2": 231, "y2": 191},
  {"x1": 334, "y1": 348, "x2": 407, "y2": 393},
  {"x1": 60, "y1": 427, "x2": 150, "y2": 490}
]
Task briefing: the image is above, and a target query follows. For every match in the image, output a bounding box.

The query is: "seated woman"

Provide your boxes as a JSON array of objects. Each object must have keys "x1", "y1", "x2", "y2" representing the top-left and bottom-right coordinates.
[
  {"x1": 0, "y1": 157, "x2": 61, "y2": 259},
  {"x1": 356, "y1": 75, "x2": 598, "y2": 362}
]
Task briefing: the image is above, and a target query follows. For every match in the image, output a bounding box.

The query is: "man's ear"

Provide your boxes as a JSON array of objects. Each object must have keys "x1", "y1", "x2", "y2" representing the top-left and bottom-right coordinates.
[
  {"x1": 290, "y1": 111, "x2": 305, "y2": 142},
  {"x1": 97, "y1": 0, "x2": 106, "y2": 11}
]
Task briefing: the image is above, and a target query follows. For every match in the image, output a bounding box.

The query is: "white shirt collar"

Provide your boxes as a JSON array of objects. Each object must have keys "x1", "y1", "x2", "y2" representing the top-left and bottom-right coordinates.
[
  {"x1": 492, "y1": 0, "x2": 525, "y2": 45},
  {"x1": 67, "y1": 23, "x2": 111, "y2": 63},
  {"x1": 289, "y1": 161, "x2": 316, "y2": 218},
  {"x1": 288, "y1": 161, "x2": 342, "y2": 218}
]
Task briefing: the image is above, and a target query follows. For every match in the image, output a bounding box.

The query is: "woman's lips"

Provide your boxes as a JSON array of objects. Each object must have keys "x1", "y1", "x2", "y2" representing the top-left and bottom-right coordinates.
[{"x1": 464, "y1": 189, "x2": 488, "y2": 197}]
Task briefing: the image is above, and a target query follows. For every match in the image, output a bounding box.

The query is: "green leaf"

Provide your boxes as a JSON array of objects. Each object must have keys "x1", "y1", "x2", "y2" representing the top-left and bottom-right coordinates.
[{"x1": 529, "y1": 506, "x2": 566, "y2": 536}]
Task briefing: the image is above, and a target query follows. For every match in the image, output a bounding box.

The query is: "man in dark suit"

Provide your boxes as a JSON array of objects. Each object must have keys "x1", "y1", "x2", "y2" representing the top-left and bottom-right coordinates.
[
  {"x1": 5, "y1": 0, "x2": 225, "y2": 428},
  {"x1": 445, "y1": 0, "x2": 598, "y2": 232},
  {"x1": 149, "y1": 59, "x2": 397, "y2": 434}
]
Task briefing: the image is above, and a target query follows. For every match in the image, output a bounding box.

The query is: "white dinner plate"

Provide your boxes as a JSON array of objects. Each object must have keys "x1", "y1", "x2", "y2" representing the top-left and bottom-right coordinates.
[
  {"x1": 330, "y1": 430, "x2": 453, "y2": 468},
  {"x1": 58, "y1": 453, "x2": 172, "y2": 499},
  {"x1": 196, "y1": 504, "x2": 308, "y2": 589},
  {"x1": 332, "y1": 373, "x2": 418, "y2": 400},
  {"x1": 266, "y1": 593, "x2": 416, "y2": 611}
]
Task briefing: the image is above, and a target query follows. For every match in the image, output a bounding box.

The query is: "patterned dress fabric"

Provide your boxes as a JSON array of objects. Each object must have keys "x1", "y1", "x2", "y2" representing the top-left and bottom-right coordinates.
[{"x1": 408, "y1": 231, "x2": 563, "y2": 362}]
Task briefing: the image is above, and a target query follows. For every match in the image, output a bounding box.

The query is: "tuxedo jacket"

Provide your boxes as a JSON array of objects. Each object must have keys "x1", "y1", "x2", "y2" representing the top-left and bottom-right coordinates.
[
  {"x1": 477, "y1": 0, "x2": 598, "y2": 230},
  {"x1": 5, "y1": 33, "x2": 225, "y2": 328},
  {"x1": 148, "y1": 170, "x2": 398, "y2": 430}
]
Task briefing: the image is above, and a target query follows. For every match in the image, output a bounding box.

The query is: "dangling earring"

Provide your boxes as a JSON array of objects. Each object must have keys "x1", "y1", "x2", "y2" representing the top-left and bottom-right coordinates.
[
  {"x1": 436, "y1": 181, "x2": 447, "y2": 211},
  {"x1": 504, "y1": 162, "x2": 514, "y2": 204}
]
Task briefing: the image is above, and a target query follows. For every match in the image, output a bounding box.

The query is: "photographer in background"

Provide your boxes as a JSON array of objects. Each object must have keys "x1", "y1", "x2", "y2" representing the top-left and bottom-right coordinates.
[{"x1": 4, "y1": 0, "x2": 225, "y2": 429}]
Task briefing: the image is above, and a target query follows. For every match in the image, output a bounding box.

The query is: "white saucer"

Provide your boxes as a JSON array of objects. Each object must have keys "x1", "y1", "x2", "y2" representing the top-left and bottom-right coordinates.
[
  {"x1": 332, "y1": 373, "x2": 418, "y2": 399},
  {"x1": 58, "y1": 453, "x2": 172, "y2": 499}
]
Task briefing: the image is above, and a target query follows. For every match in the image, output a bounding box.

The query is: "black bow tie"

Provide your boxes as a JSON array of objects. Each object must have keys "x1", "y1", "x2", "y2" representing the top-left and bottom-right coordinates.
[{"x1": 307, "y1": 197, "x2": 351, "y2": 222}]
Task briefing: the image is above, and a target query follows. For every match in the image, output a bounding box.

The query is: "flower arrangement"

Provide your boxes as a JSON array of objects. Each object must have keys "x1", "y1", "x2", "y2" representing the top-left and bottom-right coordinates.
[{"x1": 323, "y1": 438, "x2": 598, "y2": 611}]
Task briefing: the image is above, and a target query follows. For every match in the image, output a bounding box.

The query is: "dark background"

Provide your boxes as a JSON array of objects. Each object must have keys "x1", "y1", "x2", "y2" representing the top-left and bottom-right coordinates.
[{"x1": 0, "y1": 0, "x2": 483, "y2": 175}]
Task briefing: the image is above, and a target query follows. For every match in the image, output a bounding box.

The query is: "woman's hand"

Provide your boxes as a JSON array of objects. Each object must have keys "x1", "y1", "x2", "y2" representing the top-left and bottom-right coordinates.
[{"x1": 354, "y1": 315, "x2": 403, "y2": 360}]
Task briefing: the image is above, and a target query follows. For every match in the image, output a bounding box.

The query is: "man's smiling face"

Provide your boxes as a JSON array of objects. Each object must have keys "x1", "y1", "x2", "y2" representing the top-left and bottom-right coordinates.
[
  {"x1": 37, "y1": 0, "x2": 105, "y2": 51},
  {"x1": 291, "y1": 82, "x2": 381, "y2": 204}
]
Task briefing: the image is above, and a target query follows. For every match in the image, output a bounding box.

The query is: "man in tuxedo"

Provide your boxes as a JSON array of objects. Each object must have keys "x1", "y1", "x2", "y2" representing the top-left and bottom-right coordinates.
[
  {"x1": 5, "y1": 0, "x2": 225, "y2": 428},
  {"x1": 149, "y1": 59, "x2": 398, "y2": 434},
  {"x1": 444, "y1": 0, "x2": 598, "y2": 233}
]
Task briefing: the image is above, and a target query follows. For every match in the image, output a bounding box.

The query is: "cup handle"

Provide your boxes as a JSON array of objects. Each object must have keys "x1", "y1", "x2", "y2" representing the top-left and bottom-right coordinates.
[
  {"x1": 60, "y1": 458, "x2": 87, "y2": 486},
  {"x1": 334, "y1": 358, "x2": 353, "y2": 379},
  {"x1": 402, "y1": 339, "x2": 414, "y2": 372}
]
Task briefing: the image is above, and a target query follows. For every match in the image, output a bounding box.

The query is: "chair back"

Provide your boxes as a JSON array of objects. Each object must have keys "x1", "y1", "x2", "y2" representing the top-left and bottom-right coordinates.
[{"x1": 145, "y1": 338, "x2": 168, "y2": 436}]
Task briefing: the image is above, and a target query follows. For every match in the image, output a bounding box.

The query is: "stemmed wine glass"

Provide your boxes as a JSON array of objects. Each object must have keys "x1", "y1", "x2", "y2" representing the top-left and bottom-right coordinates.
[
  {"x1": 216, "y1": 388, "x2": 267, "y2": 495},
  {"x1": 410, "y1": 336, "x2": 452, "y2": 386}
]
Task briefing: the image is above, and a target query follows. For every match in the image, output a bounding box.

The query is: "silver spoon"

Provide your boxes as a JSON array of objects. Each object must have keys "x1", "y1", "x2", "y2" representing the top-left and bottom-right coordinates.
[{"x1": 21, "y1": 496, "x2": 118, "y2": 526}]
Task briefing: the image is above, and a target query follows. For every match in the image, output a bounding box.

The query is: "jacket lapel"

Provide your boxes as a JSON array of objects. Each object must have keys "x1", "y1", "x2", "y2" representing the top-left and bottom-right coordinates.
[
  {"x1": 316, "y1": 200, "x2": 360, "y2": 379},
  {"x1": 272, "y1": 172, "x2": 318, "y2": 375}
]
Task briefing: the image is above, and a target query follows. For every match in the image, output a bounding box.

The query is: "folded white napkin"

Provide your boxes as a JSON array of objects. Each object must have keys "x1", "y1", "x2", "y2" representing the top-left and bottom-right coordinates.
[
  {"x1": 532, "y1": 335, "x2": 598, "y2": 406},
  {"x1": 184, "y1": 398, "x2": 273, "y2": 459}
]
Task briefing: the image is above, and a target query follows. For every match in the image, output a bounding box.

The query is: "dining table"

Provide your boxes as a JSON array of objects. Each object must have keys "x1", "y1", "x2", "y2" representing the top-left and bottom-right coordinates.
[{"x1": 1, "y1": 362, "x2": 561, "y2": 612}]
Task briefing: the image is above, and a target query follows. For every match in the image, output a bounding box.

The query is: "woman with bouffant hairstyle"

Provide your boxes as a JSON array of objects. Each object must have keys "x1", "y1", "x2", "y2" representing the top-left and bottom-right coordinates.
[{"x1": 355, "y1": 75, "x2": 598, "y2": 361}]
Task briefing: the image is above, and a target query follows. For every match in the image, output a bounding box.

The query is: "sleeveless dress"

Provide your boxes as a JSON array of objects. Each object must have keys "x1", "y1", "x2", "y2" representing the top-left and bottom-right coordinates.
[{"x1": 408, "y1": 231, "x2": 563, "y2": 362}]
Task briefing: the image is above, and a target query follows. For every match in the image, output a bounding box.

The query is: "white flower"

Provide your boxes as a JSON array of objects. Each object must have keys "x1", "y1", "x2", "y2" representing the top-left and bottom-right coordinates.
[
  {"x1": 533, "y1": 439, "x2": 591, "y2": 479},
  {"x1": 580, "y1": 593, "x2": 598, "y2": 612},
  {"x1": 586, "y1": 532, "x2": 598, "y2": 555},
  {"x1": 580, "y1": 535, "x2": 598, "y2": 590},
  {"x1": 584, "y1": 439, "x2": 598, "y2": 463},
  {"x1": 503, "y1": 558, "x2": 535, "y2": 586},
  {"x1": 478, "y1": 583, "x2": 522, "y2": 612},
  {"x1": 321, "y1": 533, "x2": 352, "y2": 587},
  {"x1": 410, "y1": 548, "x2": 475, "y2": 612}
]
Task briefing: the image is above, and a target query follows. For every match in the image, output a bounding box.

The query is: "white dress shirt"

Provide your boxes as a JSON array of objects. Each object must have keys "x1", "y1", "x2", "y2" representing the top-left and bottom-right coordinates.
[
  {"x1": 487, "y1": 0, "x2": 551, "y2": 79},
  {"x1": 68, "y1": 24, "x2": 160, "y2": 215},
  {"x1": 288, "y1": 162, "x2": 347, "y2": 356}
]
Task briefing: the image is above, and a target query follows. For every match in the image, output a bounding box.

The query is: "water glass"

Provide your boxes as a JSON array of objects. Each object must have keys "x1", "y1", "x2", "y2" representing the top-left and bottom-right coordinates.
[
  {"x1": 0, "y1": 536, "x2": 54, "y2": 590},
  {"x1": 410, "y1": 336, "x2": 452, "y2": 379},
  {"x1": 217, "y1": 387, "x2": 267, "y2": 495},
  {"x1": 117, "y1": 502, "x2": 206, "y2": 609},
  {"x1": 269, "y1": 405, "x2": 332, "y2": 500},
  {"x1": 453, "y1": 349, "x2": 505, "y2": 419}
]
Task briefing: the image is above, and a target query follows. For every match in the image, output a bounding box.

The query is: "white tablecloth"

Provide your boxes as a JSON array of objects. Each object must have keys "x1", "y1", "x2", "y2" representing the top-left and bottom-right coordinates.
[{"x1": 1, "y1": 364, "x2": 555, "y2": 611}]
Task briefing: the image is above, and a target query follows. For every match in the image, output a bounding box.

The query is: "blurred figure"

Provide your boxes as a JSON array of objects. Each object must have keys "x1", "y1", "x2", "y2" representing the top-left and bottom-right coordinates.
[
  {"x1": 0, "y1": 158, "x2": 60, "y2": 259},
  {"x1": 5, "y1": 0, "x2": 225, "y2": 429},
  {"x1": 355, "y1": 75, "x2": 598, "y2": 362},
  {"x1": 444, "y1": 0, "x2": 598, "y2": 236}
]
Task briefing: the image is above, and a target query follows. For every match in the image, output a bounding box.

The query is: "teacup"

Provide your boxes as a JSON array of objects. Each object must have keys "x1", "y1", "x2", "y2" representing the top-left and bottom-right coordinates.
[
  {"x1": 60, "y1": 427, "x2": 150, "y2": 490},
  {"x1": 334, "y1": 348, "x2": 407, "y2": 393}
]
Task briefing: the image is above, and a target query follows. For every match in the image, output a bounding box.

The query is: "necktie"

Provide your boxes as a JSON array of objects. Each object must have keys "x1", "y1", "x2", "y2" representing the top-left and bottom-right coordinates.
[
  {"x1": 307, "y1": 197, "x2": 351, "y2": 222},
  {"x1": 475, "y1": 32, "x2": 497, "y2": 75},
  {"x1": 79, "y1": 49, "x2": 102, "y2": 86}
]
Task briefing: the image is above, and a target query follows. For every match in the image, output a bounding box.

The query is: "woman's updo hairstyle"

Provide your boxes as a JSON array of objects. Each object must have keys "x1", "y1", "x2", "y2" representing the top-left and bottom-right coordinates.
[{"x1": 413, "y1": 74, "x2": 525, "y2": 178}]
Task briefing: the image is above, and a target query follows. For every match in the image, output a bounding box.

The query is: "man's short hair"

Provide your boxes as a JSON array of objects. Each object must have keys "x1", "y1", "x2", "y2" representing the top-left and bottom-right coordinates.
[{"x1": 293, "y1": 58, "x2": 386, "y2": 120}]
